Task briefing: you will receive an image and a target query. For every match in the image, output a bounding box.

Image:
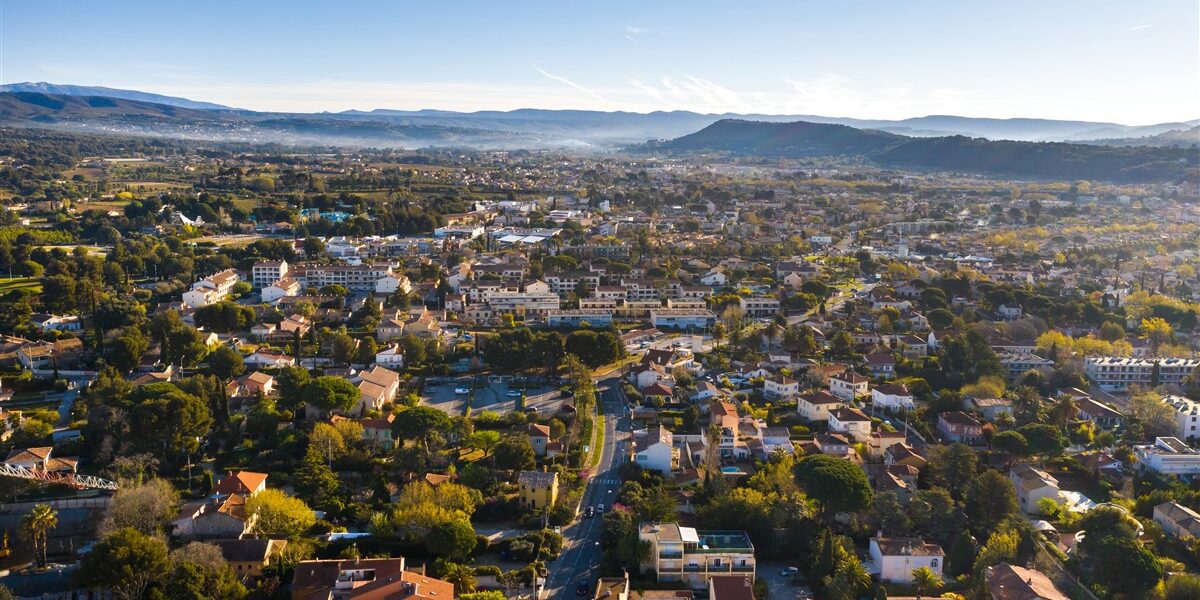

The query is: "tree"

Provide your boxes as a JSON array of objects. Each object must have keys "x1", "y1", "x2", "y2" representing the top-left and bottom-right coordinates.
[
  {"x1": 1140, "y1": 317, "x2": 1173, "y2": 349},
  {"x1": 207, "y1": 346, "x2": 245, "y2": 381},
  {"x1": 1081, "y1": 534, "x2": 1162, "y2": 597},
  {"x1": 910, "y1": 566, "x2": 943, "y2": 596},
  {"x1": 425, "y1": 518, "x2": 478, "y2": 560},
  {"x1": 927, "y1": 444, "x2": 977, "y2": 499},
  {"x1": 166, "y1": 542, "x2": 248, "y2": 599},
  {"x1": 20, "y1": 504, "x2": 56, "y2": 568},
  {"x1": 128, "y1": 383, "x2": 212, "y2": 463},
  {"x1": 1017, "y1": 423, "x2": 1066, "y2": 456},
  {"x1": 494, "y1": 434, "x2": 536, "y2": 471},
  {"x1": 964, "y1": 470, "x2": 1017, "y2": 536},
  {"x1": 440, "y1": 562, "x2": 479, "y2": 595},
  {"x1": 991, "y1": 430, "x2": 1030, "y2": 465},
  {"x1": 869, "y1": 491, "x2": 911, "y2": 535},
  {"x1": 246, "y1": 489, "x2": 316, "y2": 539},
  {"x1": 466, "y1": 430, "x2": 502, "y2": 457},
  {"x1": 794, "y1": 454, "x2": 872, "y2": 522},
  {"x1": 329, "y1": 331, "x2": 358, "y2": 365},
  {"x1": 393, "y1": 406, "x2": 453, "y2": 445},
  {"x1": 909, "y1": 488, "x2": 964, "y2": 545},
  {"x1": 302, "y1": 376, "x2": 361, "y2": 413},
  {"x1": 79, "y1": 528, "x2": 170, "y2": 600},
  {"x1": 294, "y1": 448, "x2": 341, "y2": 510},
  {"x1": 275, "y1": 366, "x2": 310, "y2": 407},
  {"x1": 101, "y1": 478, "x2": 180, "y2": 537},
  {"x1": 1165, "y1": 574, "x2": 1200, "y2": 600},
  {"x1": 945, "y1": 529, "x2": 976, "y2": 577}
]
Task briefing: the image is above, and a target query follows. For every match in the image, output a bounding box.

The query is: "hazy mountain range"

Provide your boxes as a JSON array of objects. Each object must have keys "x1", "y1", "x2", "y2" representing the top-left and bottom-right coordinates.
[
  {"x1": 653, "y1": 119, "x2": 1197, "y2": 183},
  {"x1": 0, "y1": 83, "x2": 1195, "y2": 183},
  {"x1": 2, "y1": 81, "x2": 1197, "y2": 146}
]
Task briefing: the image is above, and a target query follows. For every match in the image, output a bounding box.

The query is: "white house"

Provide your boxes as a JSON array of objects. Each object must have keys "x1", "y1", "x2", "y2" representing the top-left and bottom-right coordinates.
[
  {"x1": 243, "y1": 350, "x2": 296, "y2": 368},
  {"x1": 29, "y1": 314, "x2": 82, "y2": 332},
  {"x1": 262, "y1": 277, "x2": 302, "y2": 303},
  {"x1": 1154, "y1": 501, "x2": 1200, "y2": 539},
  {"x1": 868, "y1": 536, "x2": 943, "y2": 585},
  {"x1": 632, "y1": 425, "x2": 675, "y2": 475},
  {"x1": 797, "y1": 390, "x2": 844, "y2": 422},
  {"x1": 829, "y1": 373, "x2": 869, "y2": 400},
  {"x1": 374, "y1": 345, "x2": 405, "y2": 369},
  {"x1": 871, "y1": 383, "x2": 915, "y2": 412},
  {"x1": 828, "y1": 407, "x2": 872, "y2": 442},
  {"x1": 1010, "y1": 464, "x2": 1061, "y2": 515},
  {"x1": 762, "y1": 375, "x2": 799, "y2": 399},
  {"x1": 374, "y1": 273, "x2": 412, "y2": 295}
]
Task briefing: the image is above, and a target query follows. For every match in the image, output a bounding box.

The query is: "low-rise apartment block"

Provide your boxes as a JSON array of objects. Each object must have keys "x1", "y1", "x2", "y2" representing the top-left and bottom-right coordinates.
[{"x1": 638, "y1": 523, "x2": 755, "y2": 588}]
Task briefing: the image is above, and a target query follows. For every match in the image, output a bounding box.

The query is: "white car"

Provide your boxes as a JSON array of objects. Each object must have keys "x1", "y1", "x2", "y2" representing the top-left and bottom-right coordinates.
[
  {"x1": 506, "y1": 389, "x2": 522, "y2": 397},
  {"x1": 454, "y1": 387, "x2": 471, "y2": 395}
]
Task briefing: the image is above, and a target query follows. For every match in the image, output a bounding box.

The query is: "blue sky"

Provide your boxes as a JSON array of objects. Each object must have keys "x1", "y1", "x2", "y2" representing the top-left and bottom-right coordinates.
[{"x1": 2, "y1": 0, "x2": 1197, "y2": 123}]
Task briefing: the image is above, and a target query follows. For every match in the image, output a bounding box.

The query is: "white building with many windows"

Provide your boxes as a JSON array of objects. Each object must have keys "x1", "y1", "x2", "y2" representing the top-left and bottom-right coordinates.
[
  {"x1": 1085, "y1": 357, "x2": 1200, "y2": 391},
  {"x1": 1166, "y1": 395, "x2": 1200, "y2": 441}
]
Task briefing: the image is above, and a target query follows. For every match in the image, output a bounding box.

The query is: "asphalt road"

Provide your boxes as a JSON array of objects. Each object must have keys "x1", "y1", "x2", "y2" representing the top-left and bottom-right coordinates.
[{"x1": 542, "y1": 375, "x2": 629, "y2": 600}]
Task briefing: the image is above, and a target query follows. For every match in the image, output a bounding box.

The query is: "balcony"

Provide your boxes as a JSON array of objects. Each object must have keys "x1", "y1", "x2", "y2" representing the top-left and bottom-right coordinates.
[
  {"x1": 731, "y1": 565, "x2": 755, "y2": 572},
  {"x1": 659, "y1": 552, "x2": 684, "y2": 559}
]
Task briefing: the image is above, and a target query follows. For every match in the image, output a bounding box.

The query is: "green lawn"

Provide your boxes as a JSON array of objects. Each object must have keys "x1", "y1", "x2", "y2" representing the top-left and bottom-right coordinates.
[
  {"x1": 588, "y1": 414, "x2": 605, "y2": 469},
  {"x1": 0, "y1": 277, "x2": 42, "y2": 295}
]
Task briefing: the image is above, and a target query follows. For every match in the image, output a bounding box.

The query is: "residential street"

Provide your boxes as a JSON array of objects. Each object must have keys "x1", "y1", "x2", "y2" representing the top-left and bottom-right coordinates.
[{"x1": 542, "y1": 375, "x2": 629, "y2": 600}]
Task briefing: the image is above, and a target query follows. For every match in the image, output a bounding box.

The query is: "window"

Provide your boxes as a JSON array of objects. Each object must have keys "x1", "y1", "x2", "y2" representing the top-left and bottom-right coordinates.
[{"x1": 931, "y1": 559, "x2": 939, "y2": 568}]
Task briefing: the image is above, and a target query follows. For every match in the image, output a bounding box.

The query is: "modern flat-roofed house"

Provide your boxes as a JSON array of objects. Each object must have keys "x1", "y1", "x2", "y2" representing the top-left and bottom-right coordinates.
[
  {"x1": 252, "y1": 260, "x2": 288, "y2": 289},
  {"x1": 262, "y1": 277, "x2": 302, "y2": 303},
  {"x1": 638, "y1": 523, "x2": 755, "y2": 588},
  {"x1": 868, "y1": 535, "x2": 943, "y2": 584},
  {"x1": 1134, "y1": 437, "x2": 1200, "y2": 476}
]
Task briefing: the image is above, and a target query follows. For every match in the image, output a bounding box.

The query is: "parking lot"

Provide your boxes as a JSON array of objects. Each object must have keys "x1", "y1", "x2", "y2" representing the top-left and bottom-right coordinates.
[
  {"x1": 421, "y1": 375, "x2": 564, "y2": 416},
  {"x1": 757, "y1": 561, "x2": 814, "y2": 600}
]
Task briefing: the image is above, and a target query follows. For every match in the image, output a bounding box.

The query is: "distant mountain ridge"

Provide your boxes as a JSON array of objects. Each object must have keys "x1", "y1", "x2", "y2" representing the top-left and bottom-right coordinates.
[
  {"x1": 654, "y1": 119, "x2": 1197, "y2": 183},
  {"x1": 3, "y1": 81, "x2": 1196, "y2": 143},
  {"x1": 0, "y1": 82, "x2": 232, "y2": 110}
]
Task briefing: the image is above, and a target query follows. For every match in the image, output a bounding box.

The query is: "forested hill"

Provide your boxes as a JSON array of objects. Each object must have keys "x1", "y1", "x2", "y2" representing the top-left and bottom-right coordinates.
[{"x1": 652, "y1": 119, "x2": 1198, "y2": 183}]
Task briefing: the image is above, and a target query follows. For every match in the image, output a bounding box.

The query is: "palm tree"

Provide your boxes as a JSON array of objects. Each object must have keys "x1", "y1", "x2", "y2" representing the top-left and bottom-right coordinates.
[
  {"x1": 911, "y1": 566, "x2": 944, "y2": 596},
  {"x1": 442, "y1": 562, "x2": 477, "y2": 595},
  {"x1": 21, "y1": 504, "x2": 57, "y2": 568}
]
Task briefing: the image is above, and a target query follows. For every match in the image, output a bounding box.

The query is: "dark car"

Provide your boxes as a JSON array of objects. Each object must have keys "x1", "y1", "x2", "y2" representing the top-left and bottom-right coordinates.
[
  {"x1": 576, "y1": 583, "x2": 590, "y2": 596},
  {"x1": 585, "y1": 506, "x2": 595, "y2": 518}
]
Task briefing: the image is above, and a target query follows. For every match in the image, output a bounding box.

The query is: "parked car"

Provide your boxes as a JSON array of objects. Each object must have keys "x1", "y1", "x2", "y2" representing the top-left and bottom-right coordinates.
[
  {"x1": 454, "y1": 387, "x2": 470, "y2": 394},
  {"x1": 779, "y1": 567, "x2": 799, "y2": 577},
  {"x1": 506, "y1": 389, "x2": 522, "y2": 397}
]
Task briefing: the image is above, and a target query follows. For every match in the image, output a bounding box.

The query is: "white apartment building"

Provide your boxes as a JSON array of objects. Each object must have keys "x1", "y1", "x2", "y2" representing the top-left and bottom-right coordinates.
[
  {"x1": 1085, "y1": 357, "x2": 1200, "y2": 391},
  {"x1": 738, "y1": 296, "x2": 780, "y2": 318},
  {"x1": 486, "y1": 292, "x2": 562, "y2": 317},
  {"x1": 304, "y1": 264, "x2": 402, "y2": 294},
  {"x1": 638, "y1": 523, "x2": 755, "y2": 589},
  {"x1": 252, "y1": 260, "x2": 288, "y2": 289},
  {"x1": 182, "y1": 269, "x2": 241, "y2": 308},
  {"x1": 650, "y1": 309, "x2": 716, "y2": 331},
  {"x1": 1165, "y1": 395, "x2": 1200, "y2": 441}
]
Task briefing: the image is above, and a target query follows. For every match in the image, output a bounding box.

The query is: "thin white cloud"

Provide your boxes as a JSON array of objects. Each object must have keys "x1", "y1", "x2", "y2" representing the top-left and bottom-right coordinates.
[
  {"x1": 627, "y1": 79, "x2": 665, "y2": 103},
  {"x1": 533, "y1": 66, "x2": 609, "y2": 104},
  {"x1": 1129, "y1": 23, "x2": 1156, "y2": 31},
  {"x1": 624, "y1": 26, "x2": 652, "y2": 40}
]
